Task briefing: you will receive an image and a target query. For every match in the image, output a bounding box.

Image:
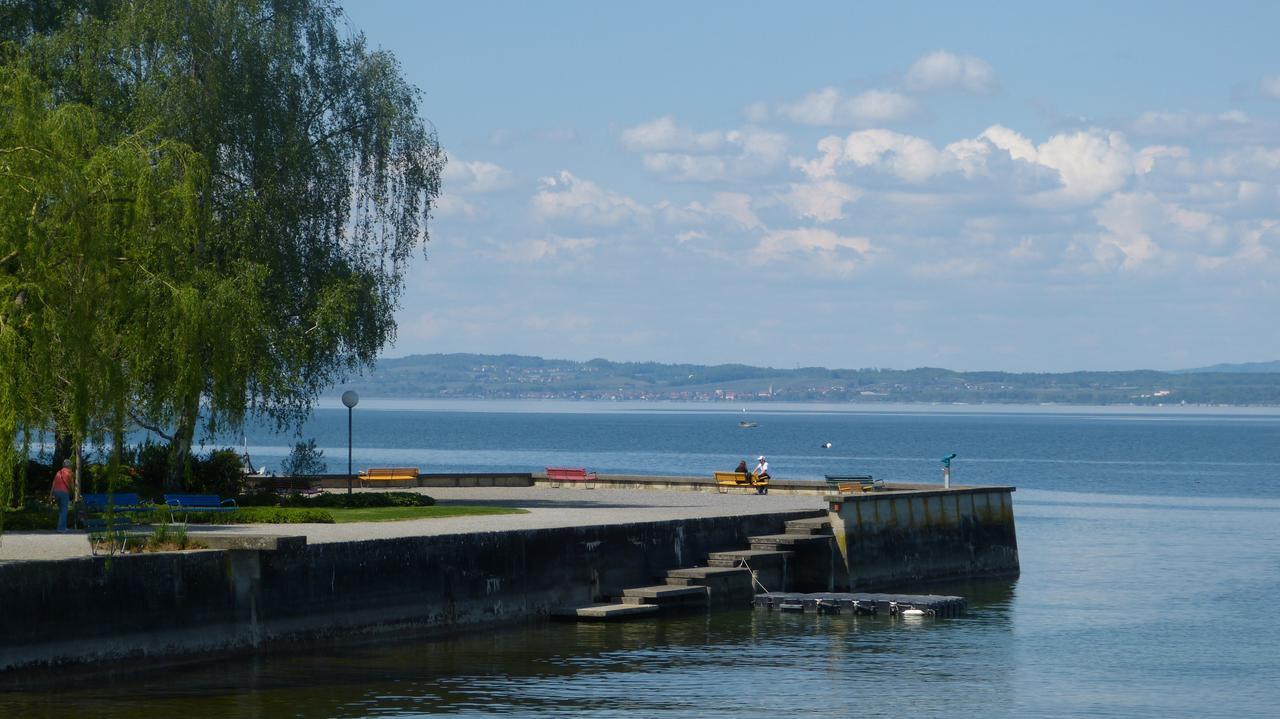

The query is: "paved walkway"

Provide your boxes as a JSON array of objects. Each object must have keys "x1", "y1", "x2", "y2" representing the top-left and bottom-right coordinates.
[{"x1": 0, "y1": 487, "x2": 825, "y2": 562}]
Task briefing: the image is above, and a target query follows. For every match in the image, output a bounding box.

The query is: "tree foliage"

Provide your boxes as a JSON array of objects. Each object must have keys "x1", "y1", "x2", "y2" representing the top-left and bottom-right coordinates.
[
  {"x1": 0, "y1": 62, "x2": 204, "y2": 504},
  {"x1": 1, "y1": 0, "x2": 444, "y2": 495}
]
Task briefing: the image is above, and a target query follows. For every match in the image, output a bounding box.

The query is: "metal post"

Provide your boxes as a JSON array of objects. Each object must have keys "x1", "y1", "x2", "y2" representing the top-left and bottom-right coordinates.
[
  {"x1": 341, "y1": 390, "x2": 359, "y2": 496},
  {"x1": 941, "y1": 453, "x2": 956, "y2": 489}
]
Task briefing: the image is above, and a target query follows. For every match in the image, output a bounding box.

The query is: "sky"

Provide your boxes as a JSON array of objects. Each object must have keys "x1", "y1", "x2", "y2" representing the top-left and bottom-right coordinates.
[{"x1": 341, "y1": 1, "x2": 1280, "y2": 373}]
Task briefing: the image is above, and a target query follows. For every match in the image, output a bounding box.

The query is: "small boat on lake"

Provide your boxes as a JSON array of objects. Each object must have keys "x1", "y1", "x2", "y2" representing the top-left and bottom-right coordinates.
[{"x1": 739, "y1": 421, "x2": 758, "y2": 428}]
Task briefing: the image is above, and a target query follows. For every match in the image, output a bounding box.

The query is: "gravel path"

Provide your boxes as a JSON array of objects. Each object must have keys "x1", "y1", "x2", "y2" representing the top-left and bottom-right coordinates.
[{"x1": 0, "y1": 487, "x2": 824, "y2": 562}]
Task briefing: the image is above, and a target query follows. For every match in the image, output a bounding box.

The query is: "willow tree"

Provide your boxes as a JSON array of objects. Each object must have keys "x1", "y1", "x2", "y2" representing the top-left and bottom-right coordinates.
[
  {"x1": 7, "y1": 0, "x2": 444, "y2": 488},
  {"x1": 0, "y1": 62, "x2": 206, "y2": 506}
]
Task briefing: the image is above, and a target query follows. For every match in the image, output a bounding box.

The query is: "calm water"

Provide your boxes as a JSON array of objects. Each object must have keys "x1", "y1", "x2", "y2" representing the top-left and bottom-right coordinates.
[{"x1": 6, "y1": 404, "x2": 1280, "y2": 717}]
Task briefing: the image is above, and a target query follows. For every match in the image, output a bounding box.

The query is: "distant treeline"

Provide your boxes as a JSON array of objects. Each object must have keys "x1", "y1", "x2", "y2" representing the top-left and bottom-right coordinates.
[{"x1": 342, "y1": 354, "x2": 1280, "y2": 406}]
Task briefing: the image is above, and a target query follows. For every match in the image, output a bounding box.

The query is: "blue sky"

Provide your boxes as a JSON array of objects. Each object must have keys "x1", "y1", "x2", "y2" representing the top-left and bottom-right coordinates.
[{"x1": 342, "y1": 1, "x2": 1280, "y2": 372}]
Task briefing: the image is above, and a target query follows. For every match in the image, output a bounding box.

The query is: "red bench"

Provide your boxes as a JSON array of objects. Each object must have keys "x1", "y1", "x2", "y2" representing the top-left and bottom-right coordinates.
[{"x1": 546, "y1": 467, "x2": 598, "y2": 489}]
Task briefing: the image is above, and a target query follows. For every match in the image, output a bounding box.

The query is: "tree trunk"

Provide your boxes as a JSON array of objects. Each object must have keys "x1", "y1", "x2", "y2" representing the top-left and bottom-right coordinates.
[
  {"x1": 165, "y1": 393, "x2": 200, "y2": 492},
  {"x1": 51, "y1": 431, "x2": 74, "y2": 473}
]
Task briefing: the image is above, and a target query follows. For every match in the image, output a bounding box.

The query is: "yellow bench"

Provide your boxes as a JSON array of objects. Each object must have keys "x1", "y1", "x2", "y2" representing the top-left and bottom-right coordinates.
[
  {"x1": 713, "y1": 471, "x2": 768, "y2": 494},
  {"x1": 359, "y1": 467, "x2": 420, "y2": 487}
]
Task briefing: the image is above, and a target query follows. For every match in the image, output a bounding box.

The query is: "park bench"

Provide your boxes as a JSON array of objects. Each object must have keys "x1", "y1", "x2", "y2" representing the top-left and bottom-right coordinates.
[
  {"x1": 79, "y1": 492, "x2": 150, "y2": 514},
  {"x1": 84, "y1": 516, "x2": 149, "y2": 556},
  {"x1": 824, "y1": 474, "x2": 883, "y2": 493},
  {"x1": 546, "y1": 467, "x2": 598, "y2": 488},
  {"x1": 358, "y1": 467, "x2": 420, "y2": 488},
  {"x1": 163, "y1": 494, "x2": 238, "y2": 523},
  {"x1": 713, "y1": 471, "x2": 768, "y2": 494}
]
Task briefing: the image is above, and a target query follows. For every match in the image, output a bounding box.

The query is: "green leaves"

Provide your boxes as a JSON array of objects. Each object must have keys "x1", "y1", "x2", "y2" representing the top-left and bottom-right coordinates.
[{"x1": 3, "y1": 1, "x2": 443, "y2": 495}]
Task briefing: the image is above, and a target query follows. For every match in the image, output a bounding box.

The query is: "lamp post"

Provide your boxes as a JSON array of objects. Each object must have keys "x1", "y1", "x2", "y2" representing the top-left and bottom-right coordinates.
[
  {"x1": 342, "y1": 390, "x2": 360, "y2": 495},
  {"x1": 941, "y1": 453, "x2": 957, "y2": 489}
]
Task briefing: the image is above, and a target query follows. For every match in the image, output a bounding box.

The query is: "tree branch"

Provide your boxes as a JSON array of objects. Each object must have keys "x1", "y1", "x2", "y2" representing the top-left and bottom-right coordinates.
[{"x1": 128, "y1": 410, "x2": 173, "y2": 442}]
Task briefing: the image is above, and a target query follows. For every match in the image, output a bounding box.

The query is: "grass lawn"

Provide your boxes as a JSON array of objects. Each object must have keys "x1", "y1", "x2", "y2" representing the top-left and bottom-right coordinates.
[{"x1": 328, "y1": 506, "x2": 527, "y2": 523}]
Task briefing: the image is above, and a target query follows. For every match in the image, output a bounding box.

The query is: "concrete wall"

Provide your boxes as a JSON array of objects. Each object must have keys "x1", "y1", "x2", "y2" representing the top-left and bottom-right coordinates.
[
  {"x1": 0, "y1": 511, "x2": 820, "y2": 676},
  {"x1": 827, "y1": 486, "x2": 1020, "y2": 590}
]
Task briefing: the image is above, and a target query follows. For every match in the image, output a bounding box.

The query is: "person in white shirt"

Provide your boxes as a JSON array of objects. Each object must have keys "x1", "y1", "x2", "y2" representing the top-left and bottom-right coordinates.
[{"x1": 752, "y1": 455, "x2": 770, "y2": 494}]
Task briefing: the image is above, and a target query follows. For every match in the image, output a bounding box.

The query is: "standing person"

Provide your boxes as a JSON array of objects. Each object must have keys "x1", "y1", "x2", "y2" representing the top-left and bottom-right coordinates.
[
  {"x1": 49, "y1": 459, "x2": 74, "y2": 533},
  {"x1": 752, "y1": 455, "x2": 770, "y2": 495}
]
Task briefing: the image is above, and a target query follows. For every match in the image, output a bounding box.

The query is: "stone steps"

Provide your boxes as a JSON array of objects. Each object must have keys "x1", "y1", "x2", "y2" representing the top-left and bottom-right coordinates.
[
  {"x1": 620, "y1": 584, "x2": 708, "y2": 606},
  {"x1": 553, "y1": 602, "x2": 660, "y2": 620},
  {"x1": 665, "y1": 566, "x2": 755, "y2": 605},
  {"x1": 558, "y1": 516, "x2": 835, "y2": 621},
  {"x1": 784, "y1": 517, "x2": 832, "y2": 535},
  {"x1": 706, "y1": 549, "x2": 794, "y2": 567},
  {"x1": 748, "y1": 533, "x2": 831, "y2": 550},
  {"x1": 707, "y1": 549, "x2": 794, "y2": 594}
]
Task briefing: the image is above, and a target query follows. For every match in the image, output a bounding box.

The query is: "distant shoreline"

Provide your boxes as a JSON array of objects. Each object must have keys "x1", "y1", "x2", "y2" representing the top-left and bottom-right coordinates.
[{"x1": 311, "y1": 397, "x2": 1280, "y2": 416}]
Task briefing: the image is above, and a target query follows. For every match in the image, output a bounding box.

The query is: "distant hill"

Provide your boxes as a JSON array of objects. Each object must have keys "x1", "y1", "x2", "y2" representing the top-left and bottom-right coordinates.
[
  {"x1": 343, "y1": 353, "x2": 1280, "y2": 406},
  {"x1": 1174, "y1": 360, "x2": 1280, "y2": 374}
]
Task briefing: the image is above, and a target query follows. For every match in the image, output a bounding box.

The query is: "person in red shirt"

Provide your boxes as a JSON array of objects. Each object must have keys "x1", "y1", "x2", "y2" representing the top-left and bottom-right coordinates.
[{"x1": 49, "y1": 459, "x2": 74, "y2": 532}]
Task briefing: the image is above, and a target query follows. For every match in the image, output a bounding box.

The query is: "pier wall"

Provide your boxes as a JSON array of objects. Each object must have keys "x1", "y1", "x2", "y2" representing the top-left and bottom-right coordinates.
[
  {"x1": 827, "y1": 486, "x2": 1020, "y2": 589},
  {"x1": 0, "y1": 511, "x2": 819, "y2": 676}
]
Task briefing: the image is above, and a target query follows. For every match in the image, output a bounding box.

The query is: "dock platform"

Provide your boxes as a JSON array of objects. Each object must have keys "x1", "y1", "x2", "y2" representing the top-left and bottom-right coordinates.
[{"x1": 753, "y1": 592, "x2": 966, "y2": 618}]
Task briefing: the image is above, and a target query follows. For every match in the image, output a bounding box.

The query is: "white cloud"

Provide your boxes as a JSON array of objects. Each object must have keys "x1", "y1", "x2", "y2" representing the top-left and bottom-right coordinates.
[
  {"x1": 443, "y1": 159, "x2": 515, "y2": 194},
  {"x1": 1134, "y1": 145, "x2": 1190, "y2": 174},
  {"x1": 795, "y1": 124, "x2": 1138, "y2": 203},
  {"x1": 1132, "y1": 110, "x2": 1250, "y2": 138},
  {"x1": 751, "y1": 228, "x2": 872, "y2": 274},
  {"x1": 1029, "y1": 129, "x2": 1134, "y2": 202},
  {"x1": 773, "y1": 87, "x2": 920, "y2": 126},
  {"x1": 1201, "y1": 146, "x2": 1280, "y2": 179},
  {"x1": 627, "y1": 121, "x2": 788, "y2": 182},
  {"x1": 620, "y1": 116, "x2": 725, "y2": 152},
  {"x1": 779, "y1": 180, "x2": 863, "y2": 222},
  {"x1": 505, "y1": 236, "x2": 599, "y2": 263},
  {"x1": 1089, "y1": 192, "x2": 1241, "y2": 272},
  {"x1": 705, "y1": 192, "x2": 762, "y2": 229},
  {"x1": 434, "y1": 194, "x2": 477, "y2": 219},
  {"x1": 904, "y1": 51, "x2": 997, "y2": 94},
  {"x1": 530, "y1": 171, "x2": 649, "y2": 226},
  {"x1": 1261, "y1": 75, "x2": 1280, "y2": 100},
  {"x1": 668, "y1": 192, "x2": 762, "y2": 230},
  {"x1": 796, "y1": 128, "x2": 954, "y2": 183}
]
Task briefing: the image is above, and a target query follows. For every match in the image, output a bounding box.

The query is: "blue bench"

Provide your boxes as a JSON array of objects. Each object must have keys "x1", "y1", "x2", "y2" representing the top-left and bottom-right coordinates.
[
  {"x1": 78, "y1": 488, "x2": 149, "y2": 511},
  {"x1": 164, "y1": 494, "x2": 238, "y2": 523}
]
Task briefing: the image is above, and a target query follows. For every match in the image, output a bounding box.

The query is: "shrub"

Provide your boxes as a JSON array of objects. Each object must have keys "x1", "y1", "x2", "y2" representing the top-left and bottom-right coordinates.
[
  {"x1": 127, "y1": 440, "x2": 170, "y2": 499},
  {"x1": 235, "y1": 490, "x2": 434, "y2": 509},
  {"x1": 1, "y1": 508, "x2": 56, "y2": 531},
  {"x1": 281, "y1": 491, "x2": 434, "y2": 509},
  {"x1": 189, "y1": 448, "x2": 246, "y2": 497},
  {"x1": 281, "y1": 439, "x2": 326, "y2": 479}
]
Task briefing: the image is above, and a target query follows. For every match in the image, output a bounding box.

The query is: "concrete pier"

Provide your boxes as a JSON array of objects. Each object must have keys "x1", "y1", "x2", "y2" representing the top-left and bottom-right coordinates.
[
  {"x1": 826, "y1": 485, "x2": 1020, "y2": 589},
  {"x1": 0, "y1": 481, "x2": 1018, "y2": 678}
]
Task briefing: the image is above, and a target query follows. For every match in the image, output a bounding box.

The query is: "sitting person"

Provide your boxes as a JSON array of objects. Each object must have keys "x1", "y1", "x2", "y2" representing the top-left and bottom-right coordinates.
[
  {"x1": 752, "y1": 456, "x2": 770, "y2": 494},
  {"x1": 734, "y1": 459, "x2": 750, "y2": 479}
]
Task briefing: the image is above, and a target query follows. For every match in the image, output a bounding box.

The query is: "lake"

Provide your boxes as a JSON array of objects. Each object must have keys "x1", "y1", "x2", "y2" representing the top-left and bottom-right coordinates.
[{"x1": 5, "y1": 403, "x2": 1279, "y2": 717}]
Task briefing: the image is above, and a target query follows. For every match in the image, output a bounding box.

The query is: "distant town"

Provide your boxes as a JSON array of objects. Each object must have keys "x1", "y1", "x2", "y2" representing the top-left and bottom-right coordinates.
[{"x1": 346, "y1": 354, "x2": 1280, "y2": 406}]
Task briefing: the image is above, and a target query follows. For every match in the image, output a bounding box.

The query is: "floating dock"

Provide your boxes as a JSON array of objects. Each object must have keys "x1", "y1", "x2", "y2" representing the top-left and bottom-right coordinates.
[{"x1": 754, "y1": 592, "x2": 966, "y2": 618}]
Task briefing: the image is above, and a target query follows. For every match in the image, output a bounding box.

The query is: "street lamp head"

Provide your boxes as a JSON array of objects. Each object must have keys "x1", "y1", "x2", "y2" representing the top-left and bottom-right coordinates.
[{"x1": 341, "y1": 390, "x2": 360, "y2": 408}]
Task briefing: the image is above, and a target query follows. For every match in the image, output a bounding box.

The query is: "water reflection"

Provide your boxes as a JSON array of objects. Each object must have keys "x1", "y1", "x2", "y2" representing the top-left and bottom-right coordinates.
[{"x1": 1, "y1": 581, "x2": 1018, "y2": 718}]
